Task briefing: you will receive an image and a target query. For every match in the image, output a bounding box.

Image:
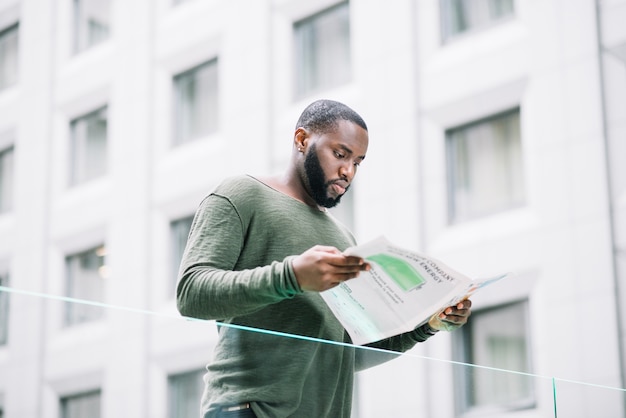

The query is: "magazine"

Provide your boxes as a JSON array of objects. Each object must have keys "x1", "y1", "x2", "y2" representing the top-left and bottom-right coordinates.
[{"x1": 320, "y1": 236, "x2": 511, "y2": 345}]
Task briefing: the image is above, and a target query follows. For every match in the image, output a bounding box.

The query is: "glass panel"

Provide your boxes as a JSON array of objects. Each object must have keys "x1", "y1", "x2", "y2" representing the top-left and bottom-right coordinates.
[
  {"x1": 446, "y1": 109, "x2": 524, "y2": 223},
  {"x1": 65, "y1": 245, "x2": 107, "y2": 326},
  {"x1": 0, "y1": 23, "x2": 19, "y2": 90},
  {"x1": 440, "y1": 0, "x2": 514, "y2": 40},
  {"x1": 170, "y1": 216, "x2": 194, "y2": 295},
  {"x1": 69, "y1": 107, "x2": 108, "y2": 186},
  {"x1": 3, "y1": 289, "x2": 626, "y2": 416},
  {"x1": 294, "y1": 2, "x2": 351, "y2": 98},
  {"x1": 168, "y1": 369, "x2": 205, "y2": 417},
  {"x1": 173, "y1": 59, "x2": 219, "y2": 145},
  {"x1": 553, "y1": 378, "x2": 626, "y2": 417},
  {"x1": 60, "y1": 390, "x2": 101, "y2": 418},
  {"x1": 0, "y1": 145, "x2": 14, "y2": 213},
  {"x1": 73, "y1": 0, "x2": 110, "y2": 53}
]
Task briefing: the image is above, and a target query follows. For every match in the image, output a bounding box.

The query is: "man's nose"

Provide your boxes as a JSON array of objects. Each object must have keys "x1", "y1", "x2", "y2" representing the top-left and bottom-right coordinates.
[{"x1": 339, "y1": 162, "x2": 355, "y2": 180}]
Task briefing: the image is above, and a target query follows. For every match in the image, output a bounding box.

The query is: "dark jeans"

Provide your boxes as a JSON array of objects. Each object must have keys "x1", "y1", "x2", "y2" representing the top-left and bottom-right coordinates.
[{"x1": 216, "y1": 407, "x2": 257, "y2": 418}]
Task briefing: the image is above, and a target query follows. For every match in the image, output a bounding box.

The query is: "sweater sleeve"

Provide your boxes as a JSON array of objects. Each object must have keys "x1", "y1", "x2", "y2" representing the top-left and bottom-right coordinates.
[
  {"x1": 354, "y1": 325, "x2": 436, "y2": 371},
  {"x1": 176, "y1": 194, "x2": 302, "y2": 320}
]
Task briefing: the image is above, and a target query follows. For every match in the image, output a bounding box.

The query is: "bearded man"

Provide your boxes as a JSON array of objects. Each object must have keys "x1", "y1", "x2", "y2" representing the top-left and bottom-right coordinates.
[{"x1": 176, "y1": 99, "x2": 472, "y2": 418}]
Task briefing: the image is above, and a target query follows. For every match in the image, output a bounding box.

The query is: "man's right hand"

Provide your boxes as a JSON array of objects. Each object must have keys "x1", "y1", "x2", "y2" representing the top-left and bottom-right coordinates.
[{"x1": 291, "y1": 245, "x2": 370, "y2": 292}]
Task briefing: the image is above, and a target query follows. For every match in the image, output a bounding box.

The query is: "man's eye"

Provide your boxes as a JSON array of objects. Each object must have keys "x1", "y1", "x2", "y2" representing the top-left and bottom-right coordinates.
[{"x1": 334, "y1": 151, "x2": 345, "y2": 159}]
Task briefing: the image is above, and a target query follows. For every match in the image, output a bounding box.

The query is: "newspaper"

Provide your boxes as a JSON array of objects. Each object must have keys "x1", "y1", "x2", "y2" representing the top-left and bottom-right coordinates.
[{"x1": 320, "y1": 236, "x2": 510, "y2": 345}]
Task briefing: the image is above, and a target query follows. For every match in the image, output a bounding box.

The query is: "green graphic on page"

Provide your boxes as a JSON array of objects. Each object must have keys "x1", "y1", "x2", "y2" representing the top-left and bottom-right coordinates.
[{"x1": 366, "y1": 253, "x2": 426, "y2": 292}]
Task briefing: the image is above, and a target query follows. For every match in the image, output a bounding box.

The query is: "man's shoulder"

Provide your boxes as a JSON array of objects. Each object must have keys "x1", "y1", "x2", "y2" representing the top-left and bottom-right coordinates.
[
  {"x1": 211, "y1": 174, "x2": 264, "y2": 193},
  {"x1": 211, "y1": 175, "x2": 270, "y2": 202}
]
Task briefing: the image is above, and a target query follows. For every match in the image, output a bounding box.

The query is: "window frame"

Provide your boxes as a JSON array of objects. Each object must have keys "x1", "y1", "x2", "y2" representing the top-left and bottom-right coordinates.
[
  {"x1": 452, "y1": 299, "x2": 535, "y2": 415},
  {"x1": 68, "y1": 106, "x2": 108, "y2": 187},
  {"x1": 167, "y1": 368, "x2": 205, "y2": 418},
  {"x1": 292, "y1": 1, "x2": 352, "y2": 99},
  {"x1": 169, "y1": 215, "x2": 194, "y2": 296},
  {"x1": 445, "y1": 107, "x2": 525, "y2": 224},
  {"x1": 0, "y1": 144, "x2": 15, "y2": 213},
  {"x1": 440, "y1": 0, "x2": 515, "y2": 43},
  {"x1": 0, "y1": 270, "x2": 9, "y2": 345},
  {"x1": 0, "y1": 22, "x2": 19, "y2": 90},
  {"x1": 170, "y1": 56, "x2": 220, "y2": 147},
  {"x1": 64, "y1": 245, "x2": 107, "y2": 327},
  {"x1": 60, "y1": 389, "x2": 102, "y2": 418},
  {"x1": 72, "y1": 0, "x2": 111, "y2": 54}
]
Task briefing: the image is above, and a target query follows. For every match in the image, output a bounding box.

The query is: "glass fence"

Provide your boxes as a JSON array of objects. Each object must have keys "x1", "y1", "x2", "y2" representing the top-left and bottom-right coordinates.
[{"x1": 0, "y1": 286, "x2": 624, "y2": 417}]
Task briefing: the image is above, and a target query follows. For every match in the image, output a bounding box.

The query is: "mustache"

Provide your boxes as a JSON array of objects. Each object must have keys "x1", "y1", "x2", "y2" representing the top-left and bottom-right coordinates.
[{"x1": 327, "y1": 179, "x2": 349, "y2": 189}]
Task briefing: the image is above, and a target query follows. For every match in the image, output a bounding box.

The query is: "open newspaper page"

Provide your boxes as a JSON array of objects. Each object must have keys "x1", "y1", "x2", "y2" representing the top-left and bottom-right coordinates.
[{"x1": 320, "y1": 236, "x2": 509, "y2": 345}]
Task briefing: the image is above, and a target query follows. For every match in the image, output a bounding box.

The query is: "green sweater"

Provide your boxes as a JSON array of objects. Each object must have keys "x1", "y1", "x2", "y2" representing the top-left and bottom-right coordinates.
[{"x1": 177, "y1": 175, "x2": 433, "y2": 418}]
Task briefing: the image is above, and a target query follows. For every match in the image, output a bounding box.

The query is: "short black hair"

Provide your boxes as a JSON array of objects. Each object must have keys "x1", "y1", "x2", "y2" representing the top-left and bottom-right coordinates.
[{"x1": 295, "y1": 99, "x2": 367, "y2": 134}]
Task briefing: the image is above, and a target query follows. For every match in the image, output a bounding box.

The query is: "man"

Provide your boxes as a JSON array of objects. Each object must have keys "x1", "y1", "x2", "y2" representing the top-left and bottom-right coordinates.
[{"x1": 177, "y1": 99, "x2": 471, "y2": 418}]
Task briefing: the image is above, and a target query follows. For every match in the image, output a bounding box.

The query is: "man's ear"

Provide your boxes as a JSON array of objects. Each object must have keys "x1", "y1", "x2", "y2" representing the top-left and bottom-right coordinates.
[{"x1": 294, "y1": 127, "x2": 309, "y2": 152}]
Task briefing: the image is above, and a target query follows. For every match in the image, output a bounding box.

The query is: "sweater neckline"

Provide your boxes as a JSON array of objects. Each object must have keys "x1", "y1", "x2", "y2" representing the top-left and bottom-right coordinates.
[{"x1": 246, "y1": 174, "x2": 329, "y2": 214}]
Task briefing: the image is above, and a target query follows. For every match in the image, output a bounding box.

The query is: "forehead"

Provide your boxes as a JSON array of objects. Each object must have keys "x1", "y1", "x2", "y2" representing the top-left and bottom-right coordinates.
[{"x1": 316, "y1": 120, "x2": 369, "y2": 154}]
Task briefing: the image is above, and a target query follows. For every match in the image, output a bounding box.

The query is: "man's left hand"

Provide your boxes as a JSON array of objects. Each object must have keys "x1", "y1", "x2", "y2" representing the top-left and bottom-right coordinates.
[{"x1": 428, "y1": 299, "x2": 472, "y2": 332}]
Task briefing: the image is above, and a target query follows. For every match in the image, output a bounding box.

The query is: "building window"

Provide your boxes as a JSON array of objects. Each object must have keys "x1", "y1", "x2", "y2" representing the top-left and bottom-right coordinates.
[
  {"x1": 440, "y1": 0, "x2": 514, "y2": 41},
  {"x1": 0, "y1": 272, "x2": 9, "y2": 345},
  {"x1": 446, "y1": 109, "x2": 524, "y2": 224},
  {"x1": 60, "y1": 390, "x2": 101, "y2": 418},
  {"x1": 0, "y1": 145, "x2": 14, "y2": 213},
  {"x1": 0, "y1": 23, "x2": 19, "y2": 90},
  {"x1": 168, "y1": 369, "x2": 205, "y2": 417},
  {"x1": 293, "y1": 2, "x2": 351, "y2": 98},
  {"x1": 454, "y1": 300, "x2": 534, "y2": 413},
  {"x1": 73, "y1": 0, "x2": 110, "y2": 53},
  {"x1": 170, "y1": 215, "x2": 193, "y2": 295},
  {"x1": 173, "y1": 58, "x2": 219, "y2": 146},
  {"x1": 69, "y1": 106, "x2": 108, "y2": 186},
  {"x1": 65, "y1": 245, "x2": 107, "y2": 326}
]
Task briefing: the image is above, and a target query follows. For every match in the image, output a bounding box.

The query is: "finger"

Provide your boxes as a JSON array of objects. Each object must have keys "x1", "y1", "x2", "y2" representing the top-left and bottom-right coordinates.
[
  {"x1": 327, "y1": 264, "x2": 368, "y2": 277},
  {"x1": 329, "y1": 255, "x2": 368, "y2": 268},
  {"x1": 313, "y1": 246, "x2": 343, "y2": 255},
  {"x1": 443, "y1": 307, "x2": 471, "y2": 318},
  {"x1": 456, "y1": 299, "x2": 472, "y2": 309},
  {"x1": 332, "y1": 271, "x2": 363, "y2": 282}
]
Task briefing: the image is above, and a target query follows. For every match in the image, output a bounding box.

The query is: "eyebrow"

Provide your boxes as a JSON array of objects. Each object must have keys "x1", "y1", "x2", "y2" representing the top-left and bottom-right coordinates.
[{"x1": 338, "y1": 144, "x2": 366, "y2": 161}]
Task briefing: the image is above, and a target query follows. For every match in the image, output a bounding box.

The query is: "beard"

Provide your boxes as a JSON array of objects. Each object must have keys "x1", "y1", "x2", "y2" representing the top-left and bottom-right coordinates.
[{"x1": 304, "y1": 144, "x2": 349, "y2": 209}]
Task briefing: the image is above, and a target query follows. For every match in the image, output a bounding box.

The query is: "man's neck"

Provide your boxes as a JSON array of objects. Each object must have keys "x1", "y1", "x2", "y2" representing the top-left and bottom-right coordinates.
[{"x1": 257, "y1": 172, "x2": 322, "y2": 211}]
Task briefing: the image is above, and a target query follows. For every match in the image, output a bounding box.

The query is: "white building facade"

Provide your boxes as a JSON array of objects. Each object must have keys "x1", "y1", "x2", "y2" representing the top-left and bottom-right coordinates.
[{"x1": 0, "y1": 0, "x2": 625, "y2": 417}]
